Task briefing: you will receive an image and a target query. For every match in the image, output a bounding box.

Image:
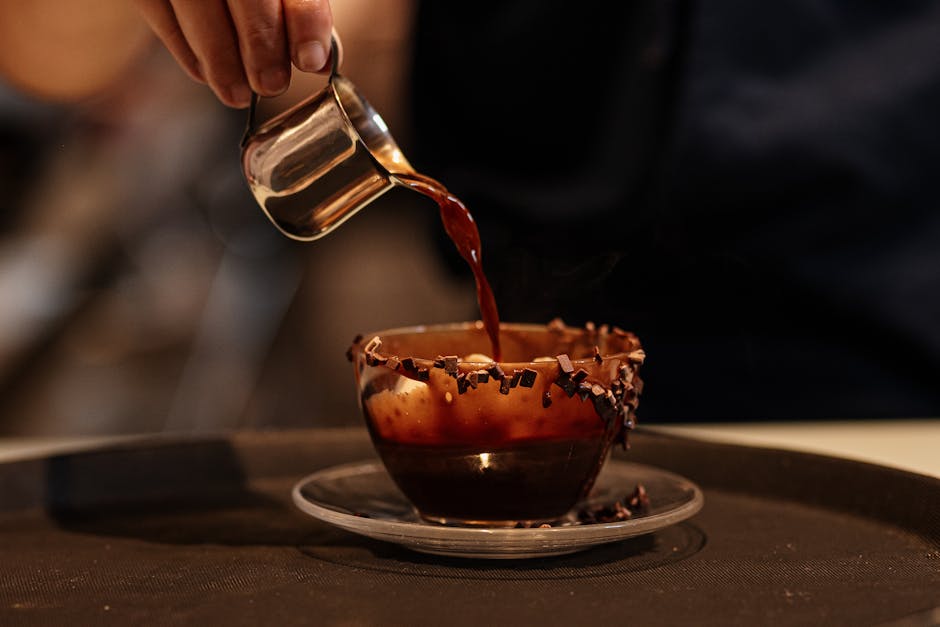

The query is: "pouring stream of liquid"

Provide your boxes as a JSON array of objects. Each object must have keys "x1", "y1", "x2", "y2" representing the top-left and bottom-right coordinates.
[{"x1": 395, "y1": 173, "x2": 502, "y2": 361}]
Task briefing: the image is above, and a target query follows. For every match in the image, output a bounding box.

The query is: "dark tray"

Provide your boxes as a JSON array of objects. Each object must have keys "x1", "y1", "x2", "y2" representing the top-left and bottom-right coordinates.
[{"x1": 0, "y1": 428, "x2": 937, "y2": 625}]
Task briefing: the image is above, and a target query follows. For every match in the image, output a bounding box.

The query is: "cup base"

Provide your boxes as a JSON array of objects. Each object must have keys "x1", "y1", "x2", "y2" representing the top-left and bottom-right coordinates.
[{"x1": 417, "y1": 511, "x2": 578, "y2": 528}]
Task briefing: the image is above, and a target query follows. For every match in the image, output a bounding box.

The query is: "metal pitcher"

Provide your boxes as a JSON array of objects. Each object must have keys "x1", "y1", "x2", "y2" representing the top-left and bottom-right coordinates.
[{"x1": 240, "y1": 37, "x2": 414, "y2": 241}]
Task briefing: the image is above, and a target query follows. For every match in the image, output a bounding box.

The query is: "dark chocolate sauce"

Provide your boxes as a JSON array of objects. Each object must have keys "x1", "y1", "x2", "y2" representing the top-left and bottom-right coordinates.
[
  {"x1": 396, "y1": 173, "x2": 502, "y2": 361},
  {"x1": 373, "y1": 437, "x2": 607, "y2": 522}
]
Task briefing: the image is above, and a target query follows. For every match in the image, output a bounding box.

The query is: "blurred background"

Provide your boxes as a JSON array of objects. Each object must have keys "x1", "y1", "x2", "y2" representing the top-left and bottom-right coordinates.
[
  {"x1": 0, "y1": 1, "x2": 938, "y2": 438},
  {"x1": 0, "y1": 0, "x2": 478, "y2": 436}
]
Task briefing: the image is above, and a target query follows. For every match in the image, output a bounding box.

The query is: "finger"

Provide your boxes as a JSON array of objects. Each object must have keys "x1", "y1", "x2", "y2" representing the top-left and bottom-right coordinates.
[
  {"x1": 283, "y1": 0, "x2": 333, "y2": 73},
  {"x1": 134, "y1": 0, "x2": 205, "y2": 82},
  {"x1": 226, "y1": 0, "x2": 290, "y2": 97},
  {"x1": 170, "y1": 0, "x2": 250, "y2": 108}
]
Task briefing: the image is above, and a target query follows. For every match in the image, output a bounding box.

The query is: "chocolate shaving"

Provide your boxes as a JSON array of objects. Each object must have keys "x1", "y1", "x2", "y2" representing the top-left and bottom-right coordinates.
[
  {"x1": 456, "y1": 372, "x2": 469, "y2": 394},
  {"x1": 572, "y1": 368, "x2": 589, "y2": 384},
  {"x1": 623, "y1": 388, "x2": 640, "y2": 409},
  {"x1": 519, "y1": 368, "x2": 537, "y2": 388},
  {"x1": 433, "y1": 356, "x2": 446, "y2": 368},
  {"x1": 577, "y1": 382, "x2": 593, "y2": 401},
  {"x1": 627, "y1": 484, "x2": 650, "y2": 511},
  {"x1": 487, "y1": 364, "x2": 505, "y2": 380},
  {"x1": 555, "y1": 376, "x2": 578, "y2": 398},
  {"x1": 591, "y1": 391, "x2": 619, "y2": 423},
  {"x1": 499, "y1": 376, "x2": 511, "y2": 395},
  {"x1": 593, "y1": 345, "x2": 603, "y2": 364},
  {"x1": 467, "y1": 371, "x2": 479, "y2": 389},
  {"x1": 386, "y1": 356, "x2": 401, "y2": 371},
  {"x1": 444, "y1": 355, "x2": 459, "y2": 375},
  {"x1": 417, "y1": 367, "x2": 430, "y2": 381},
  {"x1": 542, "y1": 391, "x2": 552, "y2": 407},
  {"x1": 590, "y1": 384, "x2": 605, "y2": 398},
  {"x1": 475, "y1": 370, "x2": 490, "y2": 384},
  {"x1": 618, "y1": 363, "x2": 634, "y2": 385},
  {"x1": 577, "y1": 484, "x2": 648, "y2": 524},
  {"x1": 627, "y1": 349, "x2": 646, "y2": 365},
  {"x1": 365, "y1": 352, "x2": 388, "y2": 367},
  {"x1": 401, "y1": 357, "x2": 417, "y2": 372},
  {"x1": 556, "y1": 354, "x2": 574, "y2": 375},
  {"x1": 509, "y1": 369, "x2": 523, "y2": 388}
]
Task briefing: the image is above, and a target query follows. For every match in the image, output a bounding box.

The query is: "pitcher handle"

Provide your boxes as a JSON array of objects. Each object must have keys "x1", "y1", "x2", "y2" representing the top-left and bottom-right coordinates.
[{"x1": 241, "y1": 32, "x2": 343, "y2": 148}]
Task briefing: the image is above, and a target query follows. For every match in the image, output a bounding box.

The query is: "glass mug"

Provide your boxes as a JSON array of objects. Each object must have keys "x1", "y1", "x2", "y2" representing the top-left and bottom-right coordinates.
[
  {"x1": 240, "y1": 36, "x2": 415, "y2": 241},
  {"x1": 350, "y1": 322, "x2": 644, "y2": 526}
]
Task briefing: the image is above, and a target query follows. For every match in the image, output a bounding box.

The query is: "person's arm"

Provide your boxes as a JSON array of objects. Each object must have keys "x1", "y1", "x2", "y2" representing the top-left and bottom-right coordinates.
[{"x1": 134, "y1": 0, "x2": 334, "y2": 108}]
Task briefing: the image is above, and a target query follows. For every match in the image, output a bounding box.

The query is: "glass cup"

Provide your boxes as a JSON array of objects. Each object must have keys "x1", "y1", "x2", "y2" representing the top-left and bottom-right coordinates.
[{"x1": 349, "y1": 321, "x2": 645, "y2": 526}]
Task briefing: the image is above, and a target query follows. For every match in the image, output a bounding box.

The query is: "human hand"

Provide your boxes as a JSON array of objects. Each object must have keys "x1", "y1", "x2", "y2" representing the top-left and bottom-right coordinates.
[{"x1": 134, "y1": 0, "x2": 334, "y2": 108}]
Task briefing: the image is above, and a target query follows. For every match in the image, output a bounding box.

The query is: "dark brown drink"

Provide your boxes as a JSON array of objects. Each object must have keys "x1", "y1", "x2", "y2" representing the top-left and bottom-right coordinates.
[
  {"x1": 372, "y1": 438, "x2": 608, "y2": 523},
  {"x1": 395, "y1": 173, "x2": 502, "y2": 360}
]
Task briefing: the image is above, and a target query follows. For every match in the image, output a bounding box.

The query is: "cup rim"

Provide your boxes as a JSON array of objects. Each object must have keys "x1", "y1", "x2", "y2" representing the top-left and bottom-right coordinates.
[{"x1": 353, "y1": 320, "x2": 642, "y2": 369}]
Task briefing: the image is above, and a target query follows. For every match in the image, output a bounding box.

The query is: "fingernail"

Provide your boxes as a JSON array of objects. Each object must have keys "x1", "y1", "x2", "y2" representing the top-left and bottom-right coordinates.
[
  {"x1": 259, "y1": 68, "x2": 288, "y2": 95},
  {"x1": 296, "y1": 40, "x2": 327, "y2": 72},
  {"x1": 227, "y1": 83, "x2": 252, "y2": 108}
]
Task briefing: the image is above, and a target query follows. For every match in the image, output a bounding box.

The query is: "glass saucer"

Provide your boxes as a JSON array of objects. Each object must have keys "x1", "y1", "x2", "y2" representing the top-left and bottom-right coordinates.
[{"x1": 292, "y1": 460, "x2": 704, "y2": 559}]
